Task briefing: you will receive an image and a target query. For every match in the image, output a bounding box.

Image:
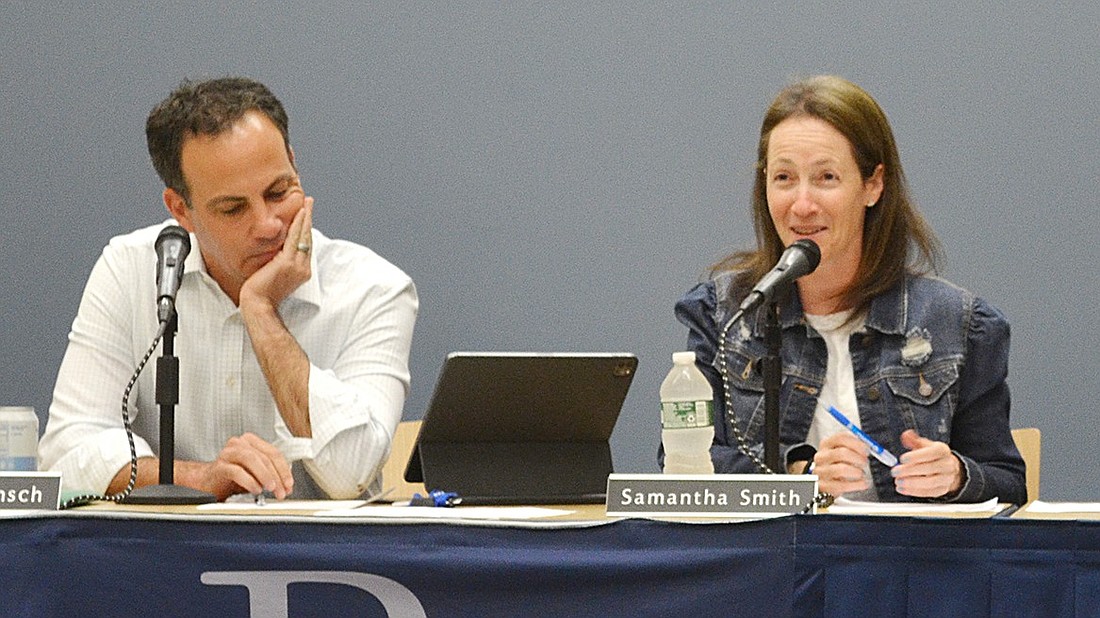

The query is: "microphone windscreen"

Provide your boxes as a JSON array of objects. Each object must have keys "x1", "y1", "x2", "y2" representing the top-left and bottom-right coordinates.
[
  {"x1": 156, "y1": 225, "x2": 190, "y2": 253},
  {"x1": 792, "y1": 238, "x2": 820, "y2": 272}
]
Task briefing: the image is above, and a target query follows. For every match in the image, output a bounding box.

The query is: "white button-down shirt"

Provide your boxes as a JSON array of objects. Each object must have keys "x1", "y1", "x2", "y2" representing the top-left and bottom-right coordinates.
[{"x1": 39, "y1": 221, "x2": 417, "y2": 499}]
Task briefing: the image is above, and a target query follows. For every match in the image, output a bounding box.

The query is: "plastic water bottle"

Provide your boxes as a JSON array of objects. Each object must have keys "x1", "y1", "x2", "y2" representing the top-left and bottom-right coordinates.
[
  {"x1": 0, "y1": 407, "x2": 39, "y2": 471},
  {"x1": 660, "y1": 352, "x2": 715, "y2": 474}
]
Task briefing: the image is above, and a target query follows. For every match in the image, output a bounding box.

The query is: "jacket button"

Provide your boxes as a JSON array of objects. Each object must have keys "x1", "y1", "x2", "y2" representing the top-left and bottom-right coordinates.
[{"x1": 867, "y1": 386, "x2": 881, "y2": 401}]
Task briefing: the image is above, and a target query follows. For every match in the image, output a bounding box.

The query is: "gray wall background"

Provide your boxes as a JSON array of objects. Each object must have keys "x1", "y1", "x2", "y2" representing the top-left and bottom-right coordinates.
[{"x1": 2, "y1": 2, "x2": 1097, "y2": 500}]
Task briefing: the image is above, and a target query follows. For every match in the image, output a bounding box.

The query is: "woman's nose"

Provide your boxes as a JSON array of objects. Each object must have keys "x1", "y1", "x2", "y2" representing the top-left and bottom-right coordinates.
[{"x1": 788, "y1": 185, "x2": 818, "y2": 216}]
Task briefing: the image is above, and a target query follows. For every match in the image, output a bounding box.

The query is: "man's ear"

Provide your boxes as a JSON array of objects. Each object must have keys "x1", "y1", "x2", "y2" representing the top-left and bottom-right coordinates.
[{"x1": 163, "y1": 187, "x2": 194, "y2": 232}]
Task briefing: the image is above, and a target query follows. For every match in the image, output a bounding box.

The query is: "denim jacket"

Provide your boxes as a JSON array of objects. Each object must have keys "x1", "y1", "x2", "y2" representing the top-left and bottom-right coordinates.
[{"x1": 674, "y1": 271, "x2": 1026, "y2": 504}]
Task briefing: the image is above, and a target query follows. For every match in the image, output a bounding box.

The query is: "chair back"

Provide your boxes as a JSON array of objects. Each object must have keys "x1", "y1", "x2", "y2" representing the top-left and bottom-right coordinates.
[
  {"x1": 381, "y1": 420, "x2": 427, "y2": 502},
  {"x1": 1011, "y1": 427, "x2": 1041, "y2": 503}
]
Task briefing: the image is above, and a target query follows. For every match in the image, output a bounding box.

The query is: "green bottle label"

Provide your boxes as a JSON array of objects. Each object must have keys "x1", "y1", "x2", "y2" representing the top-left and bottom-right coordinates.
[{"x1": 660, "y1": 400, "x2": 713, "y2": 429}]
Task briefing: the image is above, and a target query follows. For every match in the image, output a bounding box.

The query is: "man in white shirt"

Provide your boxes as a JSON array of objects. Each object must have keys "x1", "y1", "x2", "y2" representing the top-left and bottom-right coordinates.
[{"x1": 39, "y1": 77, "x2": 418, "y2": 501}]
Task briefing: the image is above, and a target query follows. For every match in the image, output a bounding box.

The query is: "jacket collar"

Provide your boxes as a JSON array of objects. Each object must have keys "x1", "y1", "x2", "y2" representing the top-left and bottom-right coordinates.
[{"x1": 717, "y1": 271, "x2": 909, "y2": 338}]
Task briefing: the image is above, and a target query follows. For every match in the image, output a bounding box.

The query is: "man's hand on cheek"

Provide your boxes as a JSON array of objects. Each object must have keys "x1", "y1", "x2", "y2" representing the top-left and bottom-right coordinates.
[{"x1": 240, "y1": 197, "x2": 314, "y2": 311}]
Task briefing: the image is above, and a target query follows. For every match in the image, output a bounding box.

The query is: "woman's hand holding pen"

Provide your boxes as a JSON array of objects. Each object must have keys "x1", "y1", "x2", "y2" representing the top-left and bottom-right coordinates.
[
  {"x1": 812, "y1": 432, "x2": 874, "y2": 496},
  {"x1": 892, "y1": 429, "x2": 964, "y2": 498},
  {"x1": 815, "y1": 429, "x2": 965, "y2": 499}
]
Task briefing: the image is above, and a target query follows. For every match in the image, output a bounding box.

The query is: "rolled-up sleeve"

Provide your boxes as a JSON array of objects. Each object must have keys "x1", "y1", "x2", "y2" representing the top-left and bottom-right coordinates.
[{"x1": 288, "y1": 275, "x2": 418, "y2": 499}]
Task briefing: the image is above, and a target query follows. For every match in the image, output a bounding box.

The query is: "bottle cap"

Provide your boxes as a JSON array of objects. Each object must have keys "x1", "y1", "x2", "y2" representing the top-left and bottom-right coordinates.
[{"x1": 672, "y1": 351, "x2": 696, "y2": 364}]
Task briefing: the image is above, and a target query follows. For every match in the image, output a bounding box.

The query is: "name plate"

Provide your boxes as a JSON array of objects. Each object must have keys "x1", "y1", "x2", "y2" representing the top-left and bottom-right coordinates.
[
  {"x1": 0, "y1": 472, "x2": 62, "y2": 510},
  {"x1": 606, "y1": 473, "x2": 818, "y2": 518}
]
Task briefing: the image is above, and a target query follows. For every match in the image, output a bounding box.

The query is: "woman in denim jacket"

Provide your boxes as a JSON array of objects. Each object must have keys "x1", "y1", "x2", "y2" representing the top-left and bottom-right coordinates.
[{"x1": 673, "y1": 76, "x2": 1026, "y2": 504}]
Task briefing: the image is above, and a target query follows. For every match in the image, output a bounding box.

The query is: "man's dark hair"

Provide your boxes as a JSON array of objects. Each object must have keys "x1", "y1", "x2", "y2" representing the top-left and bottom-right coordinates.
[{"x1": 146, "y1": 77, "x2": 290, "y2": 203}]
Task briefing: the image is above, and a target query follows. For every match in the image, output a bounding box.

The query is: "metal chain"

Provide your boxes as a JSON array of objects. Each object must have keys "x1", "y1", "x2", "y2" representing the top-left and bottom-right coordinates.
[
  {"x1": 716, "y1": 311, "x2": 833, "y2": 514},
  {"x1": 716, "y1": 312, "x2": 773, "y2": 474}
]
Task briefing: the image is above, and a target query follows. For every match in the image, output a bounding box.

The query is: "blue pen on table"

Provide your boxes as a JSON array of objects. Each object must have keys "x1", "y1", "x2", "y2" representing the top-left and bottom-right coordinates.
[
  {"x1": 408, "y1": 490, "x2": 462, "y2": 507},
  {"x1": 827, "y1": 406, "x2": 898, "y2": 467}
]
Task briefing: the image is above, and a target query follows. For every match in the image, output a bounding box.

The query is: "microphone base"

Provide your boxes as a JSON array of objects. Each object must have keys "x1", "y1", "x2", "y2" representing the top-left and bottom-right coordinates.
[{"x1": 122, "y1": 484, "x2": 217, "y2": 505}]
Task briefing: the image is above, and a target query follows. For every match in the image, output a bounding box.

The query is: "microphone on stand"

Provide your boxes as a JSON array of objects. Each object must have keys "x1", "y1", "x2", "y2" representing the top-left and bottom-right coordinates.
[
  {"x1": 123, "y1": 224, "x2": 214, "y2": 505},
  {"x1": 155, "y1": 225, "x2": 190, "y2": 323},
  {"x1": 718, "y1": 239, "x2": 822, "y2": 474}
]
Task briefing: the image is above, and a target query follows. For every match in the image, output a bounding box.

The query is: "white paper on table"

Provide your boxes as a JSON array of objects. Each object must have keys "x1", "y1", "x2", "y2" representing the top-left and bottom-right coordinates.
[
  {"x1": 826, "y1": 496, "x2": 1000, "y2": 514},
  {"x1": 1023, "y1": 500, "x2": 1100, "y2": 514},
  {"x1": 0, "y1": 510, "x2": 51, "y2": 519},
  {"x1": 197, "y1": 500, "x2": 367, "y2": 511}
]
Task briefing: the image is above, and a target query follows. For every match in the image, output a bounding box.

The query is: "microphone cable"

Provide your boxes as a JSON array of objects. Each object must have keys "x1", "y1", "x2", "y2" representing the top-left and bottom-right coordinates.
[
  {"x1": 716, "y1": 310, "x2": 833, "y2": 513},
  {"x1": 59, "y1": 322, "x2": 166, "y2": 509},
  {"x1": 716, "y1": 310, "x2": 772, "y2": 475}
]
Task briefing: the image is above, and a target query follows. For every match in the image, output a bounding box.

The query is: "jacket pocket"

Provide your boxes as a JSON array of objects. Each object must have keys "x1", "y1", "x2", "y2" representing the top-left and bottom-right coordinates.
[
  {"x1": 722, "y1": 349, "x2": 764, "y2": 394},
  {"x1": 884, "y1": 360, "x2": 960, "y2": 406}
]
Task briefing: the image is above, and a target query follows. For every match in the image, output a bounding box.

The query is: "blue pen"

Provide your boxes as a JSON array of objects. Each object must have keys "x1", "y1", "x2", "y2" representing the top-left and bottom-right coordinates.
[{"x1": 827, "y1": 406, "x2": 898, "y2": 467}]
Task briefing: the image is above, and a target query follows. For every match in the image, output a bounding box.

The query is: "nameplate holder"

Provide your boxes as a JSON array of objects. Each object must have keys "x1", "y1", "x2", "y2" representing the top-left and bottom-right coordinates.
[
  {"x1": 0, "y1": 472, "x2": 62, "y2": 510},
  {"x1": 606, "y1": 473, "x2": 819, "y2": 518}
]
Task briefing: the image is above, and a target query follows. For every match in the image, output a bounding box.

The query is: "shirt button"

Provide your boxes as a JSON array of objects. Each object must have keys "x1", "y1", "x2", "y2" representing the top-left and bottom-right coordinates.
[
  {"x1": 226, "y1": 375, "x2": 237, "y2": 388},
  {"x1": 867, "y1": 386, "x2": 881, "y2": 401}
]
